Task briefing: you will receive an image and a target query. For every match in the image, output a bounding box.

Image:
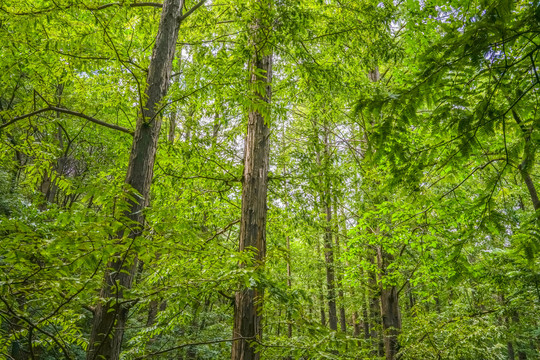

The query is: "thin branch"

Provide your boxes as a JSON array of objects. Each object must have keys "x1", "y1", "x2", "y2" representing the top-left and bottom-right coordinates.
[
  {"x1": 95, "y1": 2, "x2": 163, "y2": 10},
  {"x1": 218, "y1": 290, "x2": 235, "y2": 301},
  {"x1": 91, "y1": 11, "x2": 145, "y2": 117},
  {"x1": 0, "y1": 2, "x2": 162, "y2": 16},
  {"x1": 0, "y1": 297, "x2": 73, "y2": 360},
  {"x1": 150, "y1": 58, "x2": 240, "y2": 123},
  {"x1": 304, "y1": 25, "x2": 362, "y2": 42},
  {"x1": 178, "y1": 0, "x2": 207, "y2": 23},
  {"x1": 502, "y1": 80, "x2": 538, "y2": 118},
  {"x1": 439, "y1": 158, "x2": 507, "y2": 200},
  {"x1": 416, "y1": 309, "x2": 498, "y2": 344},
  {"x1": 204, "y1": 219, "x2": 240, "y2": 244},
  {"x1": 135, "y1": 337, "x2": 252, "y2": 359},
  {"x1": 0, "y1": 107, "x2": 133, "y2": 135}
]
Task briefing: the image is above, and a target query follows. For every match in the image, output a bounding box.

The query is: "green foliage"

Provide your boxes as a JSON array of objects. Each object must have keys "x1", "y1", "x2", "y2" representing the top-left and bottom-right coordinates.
[{"x1": 0, "y1": 0, "x2": 539, "y2": 359}]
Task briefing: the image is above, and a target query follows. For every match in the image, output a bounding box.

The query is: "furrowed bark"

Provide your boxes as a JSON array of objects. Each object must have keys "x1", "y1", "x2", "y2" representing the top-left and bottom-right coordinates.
[
  {"x1": 315, "y1": 123, "x2": 338, "y2": 332},
  {"x1": 323, "y1": 128, "x2": 338, "y2": 331},
  {"x1": 86, "y1": 1, "x2": 184, "y2": 359},
  {"x1": 334, "y1": 203, "x2": 346, "y2": 333},
  {"x1": 377, "y1": 247, "x2": 401, "y2": 360},
  {"x1": 324, "y1": 202, "x2": 338, "y2": 331},
  {"x1": 231, "y1": 1, "x2": 272, "y2": 358}
]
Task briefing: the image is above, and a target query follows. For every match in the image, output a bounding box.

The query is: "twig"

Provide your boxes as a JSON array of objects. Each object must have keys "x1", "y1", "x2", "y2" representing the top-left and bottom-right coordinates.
[
  {"x1": 135, "y1": 337, "x2": 253, "y2": 359},
  {"x1": 0, "y1": 106, "x2": 133, "y2": 135}
]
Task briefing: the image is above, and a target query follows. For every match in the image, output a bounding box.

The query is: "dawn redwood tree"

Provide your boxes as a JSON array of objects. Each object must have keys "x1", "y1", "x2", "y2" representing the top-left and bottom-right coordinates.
[
  {"x1": 86, "y1": 0, "x2": 190, "y2": 358},
  {"x1": 318, "y1": 121, "x2": 338, "y2": 332},
  {"x1": 377, "y1": 247, "x2": 401, "y2": 360},
  {"x1": 231, "y1": 0, "x2": 273, "y2": 358}
]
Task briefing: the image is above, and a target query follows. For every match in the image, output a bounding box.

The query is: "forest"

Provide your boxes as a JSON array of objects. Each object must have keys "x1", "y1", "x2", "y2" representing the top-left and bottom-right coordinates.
[{"x1": 0, "y1": 0, "x2": 539, "y2": 359}]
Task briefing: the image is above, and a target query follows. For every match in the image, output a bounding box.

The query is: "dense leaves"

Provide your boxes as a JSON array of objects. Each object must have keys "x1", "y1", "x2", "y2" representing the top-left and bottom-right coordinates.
[{"x1": 0, "y1": 0, "x2": 539, "y2": 359}]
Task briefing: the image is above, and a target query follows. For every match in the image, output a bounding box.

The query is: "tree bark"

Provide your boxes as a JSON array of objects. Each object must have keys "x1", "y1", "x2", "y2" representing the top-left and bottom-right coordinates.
[
  {"x1": 286, "y1": 235, "x2": 292, "y2": 339},
  {"x1": 168, "y1": 110, "x2": 177, "y2": 144},
  {"x1": 334, "y1": 204, "x2": 347, "y2": 333},
  {"x1": 231, "y1": 2, "x2": 272, "y2": 358},
  {"x1": 508, "y1": 341, "x2": 515, "y2": 360},
  {"x1": 323, "y1": 202, "x2": 338, "y2": 331},
  {"x1": 315, "y1": 238, "x2": 327, "y2": 327},
  {"x1": 368, "y1": 253, "x2": 384, "y2": 356},
  {"x1": 86, "y1": 1, "x2": 184, "y2": 359},
  {"x1": 315, "y1": 124, "x2": 338, "y2": 332},
  {"x1": 377, "y1": 247, "x2": 401, "y2": 360}
]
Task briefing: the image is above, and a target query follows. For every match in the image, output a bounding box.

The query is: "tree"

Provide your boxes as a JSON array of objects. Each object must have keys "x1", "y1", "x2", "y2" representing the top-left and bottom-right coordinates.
[
  {"x1": 231, "y1": 1, "x2": 273, "y2": 359},
  {"x1": 86, "y1": 1, "x2": 187, "y2": 359}
]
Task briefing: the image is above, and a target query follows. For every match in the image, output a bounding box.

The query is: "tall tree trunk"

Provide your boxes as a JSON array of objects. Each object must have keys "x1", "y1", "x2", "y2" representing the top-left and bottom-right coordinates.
[
  {"x1": 168, "y1": 110, "x2": 177, "y2": 144},
  {"x1": 362, "y1": 306, "x2": 370, "y2": 340},
  {"x1": 368, "y1": 252, "x2": 384, "y2": 357},
  {"x1": 316, "y1": 124, "x2": 338, "y2": 331},
  {"x1": 334, "y1": 203, "x2": 346, "y2": 333},
  {"x1": 323, "y1": 202, "x2": 338, "y2": 331},
  {"x1": 286, "y1": 235, "x2": 293, "y2": 339},
  {"x1": 284, "y1": 234, "x2": 293, "y2": 360},
  {"x1": 511, "y1": 312, "x2": 528, "y2": 360},
  {"x1": 316, "y1": 238, "x2": 327, "y2": 327},
  {"x1": 377, "y1": 247, "x2": 401, "y2": 360},
  {"x1": 358, "y1": 266, "x2": 371, "y2": 342},
  {"x1": 508, "y1": 341, "x2": 515, "y2": 360},
  {"x1": 9, "y1": 297, "x2": 29, "y2": 360},
  {"x1": 86, "y1": 1, "x2": 184, "y2": 359},
  {"x1": 352, "y1": 311, "x2": 360, "y2": 337},
  {"x1": 231, "y1": 1, "x2": 272, "y2": 358}
]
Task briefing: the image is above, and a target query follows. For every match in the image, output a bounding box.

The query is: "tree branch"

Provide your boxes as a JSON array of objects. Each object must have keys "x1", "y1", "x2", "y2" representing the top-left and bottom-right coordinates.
[
  {"x1": 178, "y1": 0, "x2": 207, "y2": 23},
  {"x1": 0, "y1": 2, "x2": 163, "y2": 15},
  {"x1": 135, "y1": 337, "x2": 253, "y2": 359},
  {"x1": 204, "y1": 219, "x2": 240, "y2": 244},
  {"x1": 95, "y1": 2, "x2": 163, "y2": 10},
  {"x1": 0, "y1": 107, "x2": 133, "y2": 135},
  {"x1": 0, "y1": 297, "x2": 74, "y2": 360}
]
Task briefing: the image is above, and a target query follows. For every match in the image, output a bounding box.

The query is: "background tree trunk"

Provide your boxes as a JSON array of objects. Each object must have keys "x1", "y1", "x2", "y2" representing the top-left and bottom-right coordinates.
[
  {"x1": 377, "y1": 247, "x2": 401, "y2": 360},
  {"x1": 323, "y1": 202, "x2": 338, "y2": 331},
  {"x1": 334, "y1": 204, "x2": 347, "y2": 333}
]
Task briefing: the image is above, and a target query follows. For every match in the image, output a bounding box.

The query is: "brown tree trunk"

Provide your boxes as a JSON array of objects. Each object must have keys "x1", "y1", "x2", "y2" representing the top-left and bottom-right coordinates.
[
  {"x1": 286, "y1": 235, "x2": 293, "y2": 339},
  {"x1": 377, "y1": 247, "x2": 401, "y2": 360},
  {"x1": 315, "y1": 238, "x2": 327, "y2": 327},
  {"x1": 86, "y1": 1, "x2": 184, "y2": 359},
  {"x1": 357, "y1": 267, "x2": 371, "y2": 341},
  {"x1": 334, "y1": 204, "x2": 346, "y2": 333},
  {"x1": 511, "y1": 312, "x2": 528, "y2": 360},
  {"x1": 168, "y1": 110, "x2": 177, "y2": 144},
  {"x1": 284, "y1": 234, "x2": 293, "y2": 360},
  {"x1": 9, "y1": 297, "x2": 30, "y2": 360},
  {"x1": 508, "y1": 341, "x2": 515, "y2": 360},
  {"x1": 323, "y1": 202, "x2": 338, "y2": 331},
  {"x1": 316, "y1": 124, "x2": 338, "y2": 332},
  {"x1": 368, "y1": 253, "x2": 384, "y2": 356},
  {"x1": 519, "y1": 151, "x2": 539, "y2": 215},
  {"x1": 231, "y1": 2, "x2": 272, "y2": 358},
  {"x1": 352, "y1": 311, "x2": 361, "y2": 337},
  {"x1": 319, "y1": 285, "x2": 327, "y2": 327},
  {"x1": 146, "y1": 299, "x2": 160, "y2": 328},
  {"x1": 362, "y1": 306, "x2": 370, "y2": 340}
]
